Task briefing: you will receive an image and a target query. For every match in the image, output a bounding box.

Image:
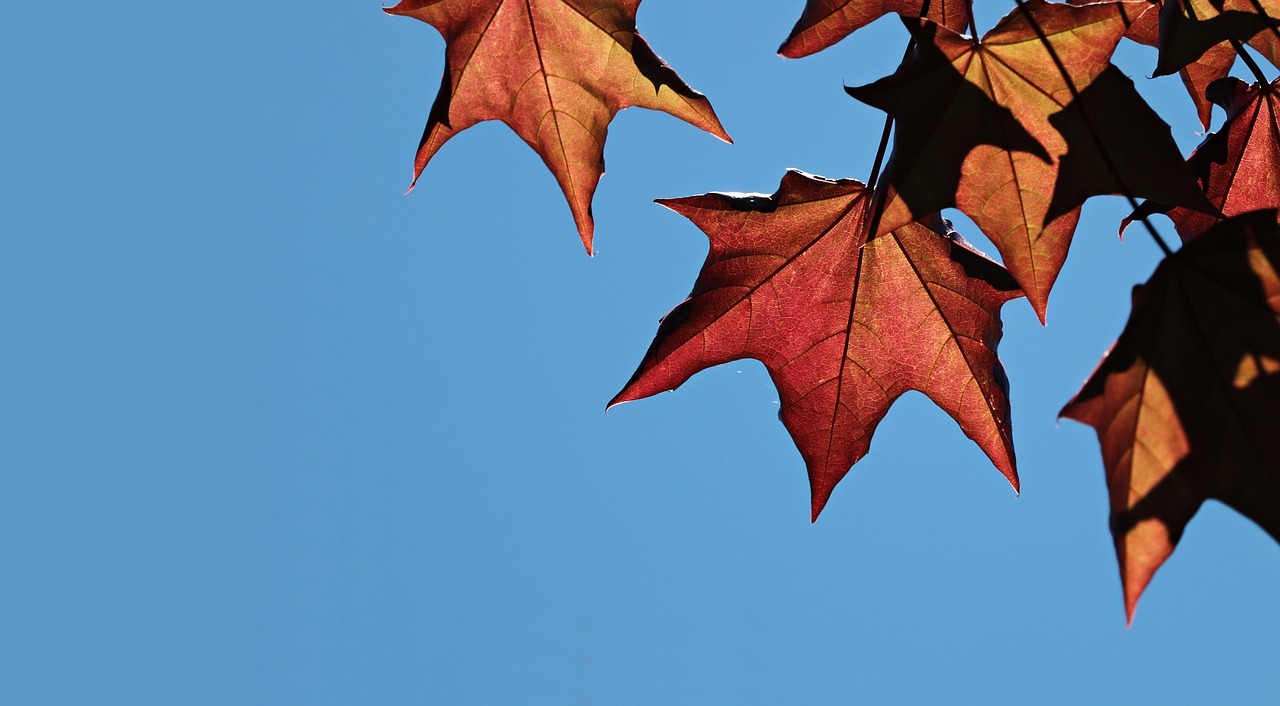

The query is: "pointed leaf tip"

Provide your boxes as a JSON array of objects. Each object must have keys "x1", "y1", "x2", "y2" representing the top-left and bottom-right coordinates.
[
  {"x1": 1032, "y1": 298, "x2": 1048, "y2": 326},
  {"x1": 810, "y1": 479, "x2": 835, "y2": 523},
  {"x1": 604, "y1": 391, "x2": 628, "y2": 413}
]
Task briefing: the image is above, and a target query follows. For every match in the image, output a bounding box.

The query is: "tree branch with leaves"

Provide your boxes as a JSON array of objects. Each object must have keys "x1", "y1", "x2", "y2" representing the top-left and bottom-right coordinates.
[{"x1": 385, "y1": 0, "x2": 1280, "y2": 623}]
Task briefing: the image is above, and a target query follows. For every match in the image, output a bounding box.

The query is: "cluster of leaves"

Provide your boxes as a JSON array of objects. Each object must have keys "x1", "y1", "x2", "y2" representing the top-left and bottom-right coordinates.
[{"x1": 387, "y1": 0, "x2": 1279, "y2": 621}]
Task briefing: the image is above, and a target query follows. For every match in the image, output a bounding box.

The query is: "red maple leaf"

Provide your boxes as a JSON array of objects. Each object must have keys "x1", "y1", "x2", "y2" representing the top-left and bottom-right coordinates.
[
  {"x1": 386, "y1": 0, "x2": 730, "y2": 253},
  {"x1": 1061, "y1": 211, "x2": 1280, "y2": 623},
  {"x1": 609, "y1": 170, "x2": 1022, "y2": 519}
]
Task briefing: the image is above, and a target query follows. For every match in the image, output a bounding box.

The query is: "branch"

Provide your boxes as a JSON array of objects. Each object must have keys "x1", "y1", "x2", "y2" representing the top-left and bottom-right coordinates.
[
  {"x1": 1229, "y1": 38, "x2": 1272, "y2": 85},
  {"x1": 864, "y1": 0, "x2": 936, "y2": 231}
]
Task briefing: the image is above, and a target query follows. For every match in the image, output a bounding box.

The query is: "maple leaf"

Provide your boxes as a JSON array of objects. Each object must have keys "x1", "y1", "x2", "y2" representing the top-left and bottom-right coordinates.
[
  {"x1": 609, "y1": 170, "x2": 1021, "y2": 520},
  {"x1": 1061, "y1": 211, "x2": 1280, "y2": 623},
  {"x1": 386, "y1": 0, "x2": 730, "y2": 253},
  {"x1": 778, "y1": 0, "x2": 972, "y2": 58},
  {"x1": 1126, "y1": 77, "x2": 1280, "y2": 241},
  {"x1": 846, "y1": 0, "x2": 1213, "y2": 321}
]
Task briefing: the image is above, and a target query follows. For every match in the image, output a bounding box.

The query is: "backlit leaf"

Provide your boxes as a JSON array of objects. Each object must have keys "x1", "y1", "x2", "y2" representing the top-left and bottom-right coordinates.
[
  {"x1": 847, "y1": 0, "x2": 1211, "y2": 321},
  {"x1": 610, "y1": 170, "x2": 1022, "y2": 519},
  {"x1": 1127, "y1": 77, "x2": 1280, "y2": 241},
  {"x1": 386, "y1": 0, "x2": 730, "y2": 253}
]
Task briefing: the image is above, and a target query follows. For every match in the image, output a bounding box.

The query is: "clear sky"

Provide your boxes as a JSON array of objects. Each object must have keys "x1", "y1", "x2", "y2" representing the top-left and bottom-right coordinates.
[
  {"x1": 5, "y1": 4, "x2": 250, "y2": 705},
  {"x1": 250, "y1": 2, "x2": 1280, "y2": 703},
  {"x1": 15, "y1": 2, "x2": 1273, "y2": 705}
]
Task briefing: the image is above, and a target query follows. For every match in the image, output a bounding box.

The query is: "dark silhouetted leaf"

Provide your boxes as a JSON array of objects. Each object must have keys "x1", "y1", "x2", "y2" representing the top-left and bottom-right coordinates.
[
  {"x1": 1062, "y1": 211, "x2": 1280, "y2": 623},
  {"x1": 1047, "y1": 67, "x2": 1217, "y2": 225}
]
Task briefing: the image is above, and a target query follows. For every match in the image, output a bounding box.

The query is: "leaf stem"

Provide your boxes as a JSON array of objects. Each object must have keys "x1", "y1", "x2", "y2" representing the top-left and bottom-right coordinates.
[
  {"x1": 863, "y1": 109, "x2": 896, "y2": 238},
  {"x1": 866, "y1": 116, "x2": 894, "y2": 191},
  {"x1": 1229, "y1": 38, "x2": 1272, "y2": 86},
  {"x1": 1009, "y1": 0, "x2": 1174, "y2": 257},
  {"x1": 864, "y1": 0, "x2": 937, "y2": 230}
]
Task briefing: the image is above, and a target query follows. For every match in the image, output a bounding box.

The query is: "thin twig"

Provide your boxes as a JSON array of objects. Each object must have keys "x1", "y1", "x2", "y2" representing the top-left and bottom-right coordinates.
[
  {"x1": 866, "y1": 117, "x2": 894, "y2": 191},
  {"x1": 863, "y1": 0, "x2": 936, "y2": 228},
  {"x1": 865, "y1": 0, "x2": 938, "y2": 191},
  {"x1": 1229, "y1": 38, "x2": 1272, "y2": 85}
]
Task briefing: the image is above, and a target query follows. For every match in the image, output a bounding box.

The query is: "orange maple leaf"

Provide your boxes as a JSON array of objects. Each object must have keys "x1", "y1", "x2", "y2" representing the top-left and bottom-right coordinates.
[{"x1": 386, "y1": 0, "x2": 730, "y2": 253}]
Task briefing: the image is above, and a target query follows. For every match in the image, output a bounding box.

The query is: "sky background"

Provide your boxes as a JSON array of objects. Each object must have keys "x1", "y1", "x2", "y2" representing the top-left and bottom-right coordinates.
[
  {"x1": 7, "y1": 2, "x2": 1277, "y2": 705},
  {"x1": 4, "y1": 5, "x2": 250, "y2": 706}
]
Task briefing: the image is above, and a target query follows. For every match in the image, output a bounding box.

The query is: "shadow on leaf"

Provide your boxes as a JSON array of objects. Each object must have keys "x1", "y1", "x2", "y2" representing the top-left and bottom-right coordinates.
[{"x1": 1062, "y1": 211, "x2": 1280, "y2": 622}]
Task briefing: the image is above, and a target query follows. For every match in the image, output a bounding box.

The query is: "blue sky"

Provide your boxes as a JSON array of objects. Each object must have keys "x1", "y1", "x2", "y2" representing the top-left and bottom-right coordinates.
[{"x1": 10, "y1": 2, "x2": 1276, "y2": 705}]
